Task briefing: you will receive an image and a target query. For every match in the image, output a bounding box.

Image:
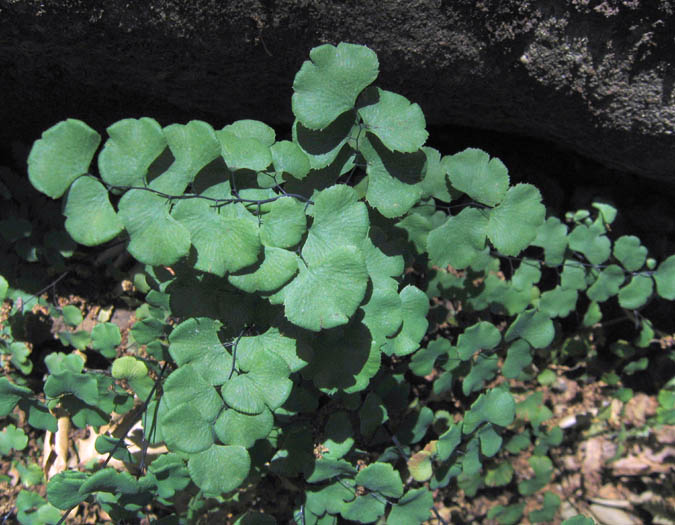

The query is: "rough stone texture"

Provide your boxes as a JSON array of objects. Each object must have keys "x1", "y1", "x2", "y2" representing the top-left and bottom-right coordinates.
[{"x1": 1, "y1": 0, "x2": 675, "y2": 182}]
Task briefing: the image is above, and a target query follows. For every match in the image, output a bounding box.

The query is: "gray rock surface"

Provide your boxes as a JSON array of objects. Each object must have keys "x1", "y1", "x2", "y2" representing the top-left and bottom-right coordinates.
[{"x1": 1, "y1": 0, "x2": 675, "y2": 182}]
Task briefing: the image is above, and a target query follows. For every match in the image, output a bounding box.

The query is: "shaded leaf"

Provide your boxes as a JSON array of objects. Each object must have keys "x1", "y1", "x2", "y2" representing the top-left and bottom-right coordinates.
[
  {"x1": 358, "y1": 87, "x2": 427, "y2": 152},
  {"x1": 427, "y1": 207, "x2": 488, "y2": 269},
  {"x1": 64, "y1": 177, "x2": 123, "y2": 246},
  {"x1": 487, "y1": 184, "x2": 545, "y2": 256},
  {"x1": 445, "y1": 148, "x2": 509, "y2": 206},
  {"x1": 613, "y1": 235, "x2": 647, "y2": 271},
  {"x1": 118, "y1": 189, "x2": 191, "y2": 266},
  {"x1": 98, "y1": 118, "x2": 166, "y2": 187},
  {"x1": 355, "y1": 462, "x2": 403, "y2": 498},
  {"x1": 187, "y1": 444, "x2": 250, "y2": 494}
]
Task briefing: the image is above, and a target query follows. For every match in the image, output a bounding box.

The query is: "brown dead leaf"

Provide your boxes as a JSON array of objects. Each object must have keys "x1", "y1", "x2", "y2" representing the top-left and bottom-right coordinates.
[
  {"x1": 654, "y1": 425, "x2": 675, "y2": 444},
  {"x1": 580, "y1": 436, "x2": 617, "y2": 494},
  {"x1": 611, "y1": 446, "x2": 675, "y2": 476},
  {"x1": 624, "y1": 394, "x2": 658, "y2": 428}
]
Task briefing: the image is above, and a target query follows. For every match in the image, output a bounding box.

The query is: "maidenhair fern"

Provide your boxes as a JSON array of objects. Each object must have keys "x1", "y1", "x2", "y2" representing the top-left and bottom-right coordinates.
[{"x1": 0, "y1": 41, "x2": 671, "y2": 524}]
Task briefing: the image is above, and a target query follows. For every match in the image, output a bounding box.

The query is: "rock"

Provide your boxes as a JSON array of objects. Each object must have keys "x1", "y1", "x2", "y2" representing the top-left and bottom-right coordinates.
[{"x1": 1, "y1": 1, "x2": 675, "y2": 183}]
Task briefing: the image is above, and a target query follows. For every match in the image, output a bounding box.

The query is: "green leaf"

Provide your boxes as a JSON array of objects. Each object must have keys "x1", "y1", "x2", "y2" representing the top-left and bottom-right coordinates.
[
  {"x1": 90, "y1": 323, "x2": 121, "y2": 359},
  {"x1": 427, "y1": 207, "x2": 488, "y2": 269},
  {"x1": 505, "y1": 309, "x2": 554, "y2": 349},
  {"x1": 360, "y1": 134, "x2": 425, "y2": 218},
  {"x1": 46, "y1": 471, "x2": 89, "y2": 510},
  {"x1": 306, "y1": 459, "x2": 357, "y2": 483},
  {"x1": 260, "y1": 197, "x2": 307, "y2": 249},
  {"x1": 624, "y1": 357, "x2": 648, "y2": 375},
  {"x1": 19, "y1": 400, "x2": 57, "y2": 432},
  {"x1": 562, "y1": 517, "x2": 595, "y2": 525},
  {"x1": 162, "y1": 365, "x2": 223, "y2": 422},
  {"x1": 361, "y1": 278, "x2": 402, "y2": 344},
  {"x1": 505, "y1": 431, "x2": 531, "y2": 453},
  {"x1": 457, "y1": 321, "x2": 501, "y2": 360},
  {"x1": 223, "y1": 344, "x2": 292, "y2": 413},
  {"x1": 387, "y1": 488, "x2": 433, "y2": 524},
  {"x1": 445, "y1": 148, "x2": 509, "y2": 206},
  {"x1": 359, "y1": 393, "x2": 388, "y2": 438},
  {"x1": 187, "y1": 444, "x2": 250, "y2": 494},
  {"x1": 358, "y1": 87, "x2": 427, "y2": 153},
  {"x1": 302, "y1": 185, "x2": 369, "y2": 264},
  {"x1": 485, "y1": 462, "x2": 514, "y2": 487},
  {"x1": 292, "y1": 112, "x2": 356, "y2": 170},
  {"x1": 561, "y1": 260, "x2": 588, "y2": 290},
  {"x1": 238, "y1": 327, "x2": 306, "y2": 374},
  {"x1": 587, "y1": 264, "x2": 624, "y2": 302},
  {"x1": 488, "y1": 502, "x2": 525, "y2": 525},
  {"x1": 28, "y1": 119, "x2": 100, "y2": 199},
  {"x1": 462, "y1": 355, "x2": 498, "y2": 395},
  {"x1": 618, "y1": 274, "x2": 653, "y2": 309},
  {"x1": 111, "y1": 356, "x2": 148, "y2": 380},
  {"x1": 217, "y1": 130, "x2": 271, "y2": 172},
  {"x1": 155, "y1": 120, "x2": 221, "y2": 194},
  {"x1": 0, "y1": 424, "x2": 28, "y2": 455},
  {"x1": 98, "y1": 117, "x2": 167, "y2": 187},
  {"x1": 161, "y1": 402, "x2": 215, "y2": 453},
  {"x1": 613, "y1": 235, "x2": 647, "y2": 271},
  {"x1": 292, "y1": 42, "x2": 379, "y2": 130},
  {"x1": 421, "y1": 147, "x2": 453, "y2": 201},
  {"x1": 130, "y1": 317, "x2": 165, "y2": 345},
  {"x1": 341, "y1": 493, "x2": 386, "y2": 523},
  {"x1": 408, "y1": 449, "x2": 433, "y2": 482},
  {"x1": 655, "y1": 255, "x2": 675, "y2": 300},
  {"x1": 283, "y1": 246, "x2": 368, "y2": 331},
  {"x1": 355, "y1": 462, "x2": 403, "y2": 498},
  {"x1": 63, "y1": 177, "x2": 123, "y2": 246},
  {"x1": 304, "y1": 325, "x2": 379, "y2": 393},
  {"x1": 592, "y1": 202, "x2": 617, "y2": 225},
  {"x1": 61, "y1": 305, "x2": 82, "y2": 327},
  {"x1": 410, "y1": 338, "x2": 451, "y2": 377},
  {"x1": 222, "y1": 119, "x2": 276, "y2": 145},
  {"x1": 172, "y1": 183, "x2": 261, "y2": 276},
  {"x1": 518, "y1": 455, "x2": 553, "y2": 496},
  {"x1": 271, "y1": 140, "x2": 311, "y2": 179},
  {"x1": 382, "y1": 285, "x2": 429, "y2": 357},
  {"x1": 79, "y1": 468, "x2": 138, "y2": 495},
  {"x1": 487, "y1": 184, "x2": 545, "y2": 256},
  {"x1": 478, "y1": 424, "x2": 502, "y2": 457},
  {"x1": 58, "y1": 330, "x2": 91, "y2": 351},
  {"x1": 568, "y1": 224, "x2": 611, "y2": 265},
  {"x1": 516, "y1": 392, "x2": 553, "y2": 427},
  {"x1": 118, "y1": 189, "x2": 191, "y2": 266},
  {"x1": 43, "y1": 353, "x2": 98, "y2": 404},
  {"x1": 583, "y1": 301, "x2": 603, "y2": 326},
  {"x1": 305, "y1": 481, "x2": 355, "y2": 518},
  {"x1": 532, "y1": 217, "x2": 568, "y2": 265},
  {"x1": 15, "y1": 490, "x2": 62, "y2": 524},
  {"x1": 463, "y1": 388, "x2": 515, "y2": 433},
  {"x1": 396, "y1": 205, "x2": 443, "y2": 254},
  {"x1": 222, "y1": 375, "x2": 267, "y2": 415},
  {"x1": 539, "y1": 286, "x2": 578, "y2": 318},
  {"x1": 436, "y1": 424, "x2": 462, "y2": 461},
  {"x1": 214, "y1": 407, "x2": 273, "y2": 448},
  {"x1": 322, "y1": 411, "x2": 354, "y2": 459}
]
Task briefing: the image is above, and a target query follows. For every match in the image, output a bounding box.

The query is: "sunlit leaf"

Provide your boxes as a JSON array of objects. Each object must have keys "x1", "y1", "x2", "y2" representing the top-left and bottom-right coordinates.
[
  {"x1": 292, "y1": 42, "x2": 379, "y2": 129},
  {"x1": 28, "y1": 119, "x2": 100, "y2": 199}
]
